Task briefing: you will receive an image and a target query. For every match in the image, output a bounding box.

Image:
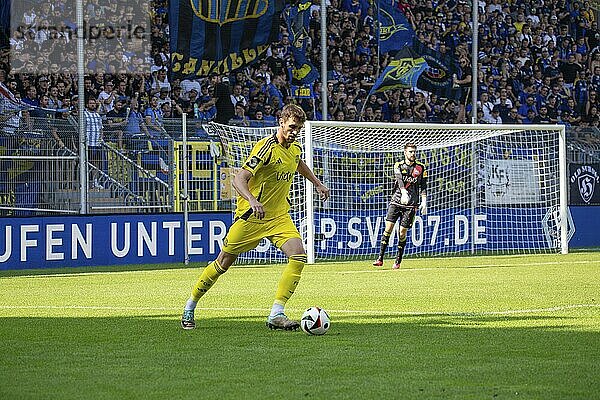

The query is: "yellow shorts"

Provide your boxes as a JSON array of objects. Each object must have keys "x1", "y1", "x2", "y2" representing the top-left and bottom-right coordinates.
[{"x1": 222, "y1": 214, "x2": 301, "y2": 255}]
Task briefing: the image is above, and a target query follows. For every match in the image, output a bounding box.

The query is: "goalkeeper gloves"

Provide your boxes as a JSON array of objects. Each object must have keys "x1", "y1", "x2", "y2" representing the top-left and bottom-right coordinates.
[
  {"x1": 419, "y1": 196, "x2": 427, "y2": 215},
  {"x1": 400, "y1": 188, "x2": 410, "y2": 205}
]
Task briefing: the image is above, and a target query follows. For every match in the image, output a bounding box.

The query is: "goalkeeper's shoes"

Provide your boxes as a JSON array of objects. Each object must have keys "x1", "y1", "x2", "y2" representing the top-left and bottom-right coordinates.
[
  {"x1": 266, "y1": 313, "x2": 300, "y2": 331},
  {"x1": 181, "y1": 309, "x2": 196, "y2": 330},
  {"x1": 372, "y1": 259, "x2": 383, "y2": 267},
  {"x1": 392, "y1": 261, "x2": 401, "y2": 270}
]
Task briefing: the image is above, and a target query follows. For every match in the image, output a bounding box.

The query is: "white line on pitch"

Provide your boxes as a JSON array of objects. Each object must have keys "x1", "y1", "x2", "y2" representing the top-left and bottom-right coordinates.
[
  {"x1": 4, "y1": 259, "x2": 597, "y2": 280},
  {"x1": 338, "y1": 260, "x2": 599, "y2": 274},
  {"x1": 0, "y1": 304, "x2": 598, "y2": 316}
]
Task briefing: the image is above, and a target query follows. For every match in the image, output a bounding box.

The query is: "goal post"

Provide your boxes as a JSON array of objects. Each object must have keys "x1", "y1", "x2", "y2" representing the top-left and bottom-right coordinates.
[{"x1": 208, "y1": 122, "x2": 570, "y2": 265}]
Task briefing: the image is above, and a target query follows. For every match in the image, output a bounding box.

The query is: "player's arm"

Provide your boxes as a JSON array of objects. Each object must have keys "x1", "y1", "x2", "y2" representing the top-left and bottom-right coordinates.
[
  {"x1": 233, "y1": 168, "x2": 264, "y2": 219},
  {"x1": 297, "y1": 159, "x2": 330, "y2": 201},
  {"x1": 419, "y1": 170, "x2": 428, "y2": 215},
  {"x1": 234, "y1": 140, "x2": 272, "y2": 219},
  {"x1": 394, "y1": 161, "x2": 409, "y2": 204}
]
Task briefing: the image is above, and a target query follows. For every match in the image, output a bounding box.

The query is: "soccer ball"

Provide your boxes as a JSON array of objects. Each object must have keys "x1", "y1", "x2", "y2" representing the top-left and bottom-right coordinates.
[{"x1": 300, "y1": 306, "x2": 330, "y2": 335}]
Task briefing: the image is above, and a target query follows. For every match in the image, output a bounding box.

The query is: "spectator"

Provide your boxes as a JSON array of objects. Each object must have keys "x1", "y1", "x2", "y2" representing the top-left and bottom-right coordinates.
[
  {"x1": 22, "y1": 85, "x2": 39, "y2": 107},
  {"x1": 181, "y1": 76, "x2": 202, "y2": 94},
  {"x1": 213, "y1": 76, "x2": 235, "y2": 124},
  {"x1": 230, "y1": 103, "x2": 250, "y2": 126},
  {"x1": 560, "y1": 54, "x2": 583, "y2": 89},
  {"x1": 124, "y1": 97, "x2": 149, "y2": 151},
  {"x1": 115, "y1": 80, "x2": 131, "y2": 103},
  {"x1": 523, "y1": 109, "x2": 537, "y2": 125},
  {"x1": 486, "y1": 106, "x2": 503, "y2": 124},
  {"x1": 195, "y1": 99, "x2": 217, "y2": 124},
  {"x1": 582, "y1": 105, "x2": 599, "y2": 127},
  {"x1": 250, "y1": 110, "x2": 268, "y2": 127},
  {"x1": 504, "y1": 108, "x2": 522, "y2": 124},
  {"x1": 48, "y1": 86, "x2": 62, "y2": 110},
  {"x1": 180, "y1": 88, "x2": 200, "y2": 119},
  {"x1": 262, "y1": 104, "x2": 277, "y2": 125},
  {"x1": 518, "y1": 95, "x2": 538, "y2": 119},
  {"x1": 156, "y1": 86, "x2": 171, "y2": 108},
  {"x1": 105, "y1": 97, "x2": 128, "y2": 149},
  {"x1": 478, "y1": 92, "x2": 495, "y2": 121},
  {"x1": 97, "y1": 80, "x2": 117, "y2": 116},
  {"x1": 84, "y1": 97, "x2": 104, "y2": 189},
  {"x1": 144, "y1": 95, "x2": 165, "y2": 138},
  {"x1": 230, "y1": 84, "x2": 247, "y2": 108},
  {"x1": 151, "y1": 68, "x2": 171, "y2": 95},
  {"x1": 83, "y1": 77, "x2": 98, "y2": 100},
  {"x1": 533, "y1": 105, "x2": 554, "y2": 124}
]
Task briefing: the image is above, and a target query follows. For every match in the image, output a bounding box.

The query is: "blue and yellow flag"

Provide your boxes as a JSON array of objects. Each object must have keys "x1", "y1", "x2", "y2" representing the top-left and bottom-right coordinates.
[
  {"x1": 413, "y1": 39, "x2": 461, "y2": 100},
  {"x1": 170, "y1": 0, "x2": 283, "y2": 79},
  {"x1": 285, "y1": 1, "x2": 319, "y2": 85},
  {"x1": 369, "y1": 47, "x2": 428, "y2": 94},
  {"x1": 378, "y1": 0, "x2": 413, "y2": 54}
]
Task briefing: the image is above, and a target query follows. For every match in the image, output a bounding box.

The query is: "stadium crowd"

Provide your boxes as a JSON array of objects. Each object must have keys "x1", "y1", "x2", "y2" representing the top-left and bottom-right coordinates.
[{"x1": 1, "y1": 0, "x2": 599, "y2": 137}]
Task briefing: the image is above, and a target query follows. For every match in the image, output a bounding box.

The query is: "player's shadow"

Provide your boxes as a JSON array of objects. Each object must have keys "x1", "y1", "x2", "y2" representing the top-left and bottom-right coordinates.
[{"x1": 1, "y1": 313, "x2": 597, "y2": 399}]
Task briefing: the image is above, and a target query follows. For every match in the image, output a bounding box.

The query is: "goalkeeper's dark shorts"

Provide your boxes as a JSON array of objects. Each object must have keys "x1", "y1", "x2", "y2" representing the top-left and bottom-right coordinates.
[{"x1": 385, "y1": 204, "x2": 416, "y2": 229}]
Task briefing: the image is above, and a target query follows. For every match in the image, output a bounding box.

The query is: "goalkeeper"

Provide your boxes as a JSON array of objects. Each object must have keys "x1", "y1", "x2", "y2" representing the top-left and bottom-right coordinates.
[
  {"x1": 373, "y1": 143, "x2": 428, "y2": 269},
  {"x1": 181, "y1": 104, "x2": 330, "y2": 331}
]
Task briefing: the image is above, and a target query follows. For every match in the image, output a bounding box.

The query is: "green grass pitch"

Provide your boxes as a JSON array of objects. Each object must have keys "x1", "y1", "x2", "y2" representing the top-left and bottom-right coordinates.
[{"x1": 1, "y1": 252, "x2": 599, "y2": 399}]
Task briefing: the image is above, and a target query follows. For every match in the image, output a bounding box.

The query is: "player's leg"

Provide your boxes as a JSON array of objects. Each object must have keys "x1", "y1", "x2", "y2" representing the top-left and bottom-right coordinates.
[
  {"x1": 374, "y1": 220, "x2": 396, "y2": 266},
  {"x1": 267, "y1": 216, "x2": 304, "y2": 330},
  {"x1": 394, "y1": 208, "x2": 416, "y2": 269},
  {"x1": 393, "y1": 227, "x2": 409, "y2": 269},
  {"x1": 181, "y1": 219, "x2": 260, "y2": 329},
  {"x1": 374, "y1": 205, "x2": 400, "y2": 266},
  {"x1": 181, "y1": 251, "x2": 237, "y2": 329}
]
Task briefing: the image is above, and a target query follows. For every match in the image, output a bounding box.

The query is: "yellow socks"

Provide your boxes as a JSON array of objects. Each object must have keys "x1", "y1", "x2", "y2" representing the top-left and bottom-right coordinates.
[
  {"x1": 190, "y1": 260, "x2": 227, "y2": 302},
  {"x1": 274, "y1": 254, "x2": 306, "y2": 307}
]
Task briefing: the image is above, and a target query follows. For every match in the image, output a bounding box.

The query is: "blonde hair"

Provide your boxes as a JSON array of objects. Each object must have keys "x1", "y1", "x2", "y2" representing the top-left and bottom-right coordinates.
[{"x1": 280, "y1": 104, "x2": 306, "y2": 124}]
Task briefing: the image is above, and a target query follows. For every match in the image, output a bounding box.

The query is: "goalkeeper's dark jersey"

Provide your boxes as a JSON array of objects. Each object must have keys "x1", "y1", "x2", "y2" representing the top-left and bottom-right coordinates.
[{"x1": 390, "y1": 160, "x2": 428, "y2": 206}]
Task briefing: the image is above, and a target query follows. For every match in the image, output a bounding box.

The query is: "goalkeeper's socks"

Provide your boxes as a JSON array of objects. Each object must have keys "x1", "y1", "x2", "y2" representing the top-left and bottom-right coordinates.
[
  {"x1": 190, "y1": 260, "x2": 226, "y2": 302},
  {"x1": 378, "y1": 231, "x2": 392, "y2": 261},
  {"x1": 273, "y1": 254, "x2": 306, "y2": 308},
  {"x1": 397, "y1": 236, "x2": 407, "y2": 264}
]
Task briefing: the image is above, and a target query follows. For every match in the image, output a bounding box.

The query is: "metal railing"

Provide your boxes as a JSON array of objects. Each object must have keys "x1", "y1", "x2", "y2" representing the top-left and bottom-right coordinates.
[{"x1": 0, "y1": 116, "x2": 176, "y2": 215}]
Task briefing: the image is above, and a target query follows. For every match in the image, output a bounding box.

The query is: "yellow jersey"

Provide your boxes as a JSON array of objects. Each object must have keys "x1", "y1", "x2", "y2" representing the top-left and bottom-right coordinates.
[{"x1": 236, "y1": 135, "x2": 302, "y2": 222}]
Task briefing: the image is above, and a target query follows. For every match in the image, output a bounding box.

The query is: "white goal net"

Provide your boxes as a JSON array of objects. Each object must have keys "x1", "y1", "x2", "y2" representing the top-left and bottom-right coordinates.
[{"x1": 208, "y1": 122, "x2": 569, "y2": 264}]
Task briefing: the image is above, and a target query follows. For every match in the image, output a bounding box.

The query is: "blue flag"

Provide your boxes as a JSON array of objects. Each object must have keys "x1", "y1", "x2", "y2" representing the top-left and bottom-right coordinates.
[
  {"x1": 285, "y1": 1, "x2": 319, "y2": 85},
  {"x1": 0, "y1": 0, "x2": 9, "y2": 48},
  {"x1": 378, "y1": 0, "x2": 413, "y2": 54},
  {"x1": 368, "y1": 47, "x2": 428, "y2": 95},
  {"x1": 170, "y1": 0, "x2": 283, "y2": 79},
  {"x1": 413, "y1": 39, "x2": 461, "y2": 100}
]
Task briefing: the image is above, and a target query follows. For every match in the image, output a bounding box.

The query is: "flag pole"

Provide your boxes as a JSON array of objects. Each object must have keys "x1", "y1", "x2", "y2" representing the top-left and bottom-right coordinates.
[
  {"x1": 376, "y1": 0, "x2": 381, "y2": 79},
  {"x1": 320, "y1": 0, "x2": 328, "y2": 121},
  {"x1": 471, "y1": 0, "x2": 479, "y2": 123},
  {"x1": 76, "y1": 0, "x2": 87, "y2": 213}
]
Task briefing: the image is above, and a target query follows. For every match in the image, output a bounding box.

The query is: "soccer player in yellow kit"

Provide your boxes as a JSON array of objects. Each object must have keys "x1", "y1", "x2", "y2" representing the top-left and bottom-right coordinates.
[{"x1": 181, "y1": 104, "x2": 330, "y2": 330}]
